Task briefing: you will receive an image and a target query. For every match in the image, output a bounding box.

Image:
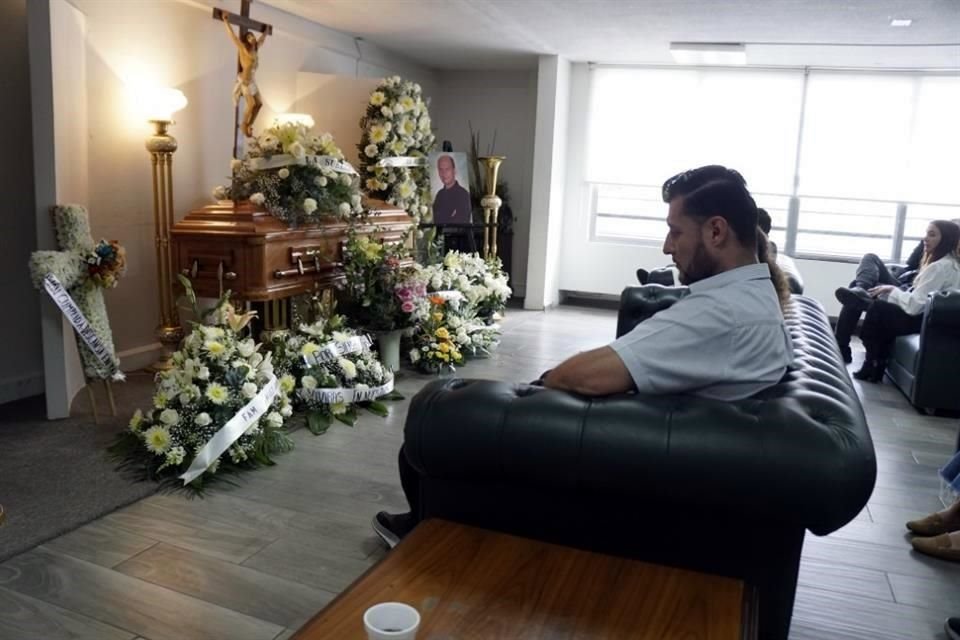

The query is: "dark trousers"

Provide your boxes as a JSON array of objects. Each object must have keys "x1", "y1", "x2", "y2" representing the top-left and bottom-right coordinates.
[
  {"x1": 835, "y1": 254, "x2": 906, "y2": 349},
  {"x1": 397, "y1": 444, "x2": 421, "y2": 519},
  {"x1": 860, "y1": 300, "x2": 924, "y2": 362}
]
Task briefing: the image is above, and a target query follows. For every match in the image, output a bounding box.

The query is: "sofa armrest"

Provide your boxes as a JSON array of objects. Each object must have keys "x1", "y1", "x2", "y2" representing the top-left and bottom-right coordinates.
[
  {"x1": 616, "y1": 285, "x2": 690, "y2": 338},
  {"x1": 922, "y1": 289, "x2": 960, "y2": 329}
]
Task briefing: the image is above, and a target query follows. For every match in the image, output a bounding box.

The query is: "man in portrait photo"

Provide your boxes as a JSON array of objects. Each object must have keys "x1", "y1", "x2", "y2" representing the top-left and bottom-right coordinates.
[{"x1": 431, "y1": 152, "x2": 473, "y2": 225}]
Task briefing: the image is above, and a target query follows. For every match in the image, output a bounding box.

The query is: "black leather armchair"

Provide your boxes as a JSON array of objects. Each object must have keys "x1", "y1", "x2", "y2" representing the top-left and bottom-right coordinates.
[
  {"x1": 886, "y1": 289, "x2": 960, "y2": 412},
  {"x1": 639, "y1": 256, "x2": 805, "y2": 294},
  {"x1": 403, "y1": 287, "x2": 876, "y2": 640}
]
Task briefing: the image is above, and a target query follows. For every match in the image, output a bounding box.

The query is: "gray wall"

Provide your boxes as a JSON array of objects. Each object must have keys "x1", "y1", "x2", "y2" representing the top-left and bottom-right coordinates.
[{"x1": 0, "y1": 0, "x2": 43, "y2": 404}]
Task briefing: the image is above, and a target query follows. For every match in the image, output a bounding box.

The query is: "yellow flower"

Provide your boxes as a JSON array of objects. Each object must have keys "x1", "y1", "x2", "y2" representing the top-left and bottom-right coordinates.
[
  {"x1": 438, "y1": 352, "x2": 450, "y2": 362},
  {"x1": 279, "y1": 374, "x2": 296, "y2": 394},
  {"x1": 143, "y1": 426, "x2": 172, "y2": 455},
  {"x1": 205, "y1": 382, "x2": 229, "y2": 405},
  {"x1": 301, "y1": 342, "x2": 320, "y2": 358},
  {"x1": 370, "y1": 91, "x2": 386, "y2": 106},
  {"x1": 438, "y1": 342, "x2": 451, "y2": 353},
  {"x1": 432, "y1": 312, "x2": 444, "y2": 322},
  {"x1": 434, "y1": 327, "x2": 450, "y2": 340},
  {"x1": 204, "y1": 340, "x2": 226, "y2": 358},
  {"x1": 129, "y1": 409, "x2": 144, "y2": 433},
  {"x1": 370, "y1": 124, "x2": 388, "y2": 144},
  {"x1": 152, "y1": 392, "x2": 168, "y2": 409}
]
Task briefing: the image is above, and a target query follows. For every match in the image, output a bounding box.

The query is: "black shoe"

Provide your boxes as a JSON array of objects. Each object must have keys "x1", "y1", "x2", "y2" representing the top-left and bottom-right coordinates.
[
  {"x1": 853, "y1": 360, "x2": 884, "y2": 383},
  {"x1": 835, "y1": 287, "x2": 873, "y2": 312},
  {"x1": 946, "y1": 617, "x2": 960, "y2": 640},
  {"x1": 372, "y1": 511, "x2": 416, "y2": 548},
  {"x1": 838, "y1": 345, "x2": 852, "y2": 364}
]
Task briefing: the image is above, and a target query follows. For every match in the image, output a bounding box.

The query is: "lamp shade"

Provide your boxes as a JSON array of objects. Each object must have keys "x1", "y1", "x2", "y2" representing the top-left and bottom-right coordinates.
[
  {"x1": 274, "y1": 113, "x2": 315, "y2": 128},
  {"x1": 140, "y1": 87, "x2": 188, "y2": 122}
]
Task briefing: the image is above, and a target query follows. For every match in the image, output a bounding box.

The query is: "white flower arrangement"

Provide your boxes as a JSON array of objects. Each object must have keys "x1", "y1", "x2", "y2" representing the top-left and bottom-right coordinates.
[
  {"x1": 420, "y1": 251, "x2": 511, "y2": 321},
  {"x1": 109, "y1": 284, "x2": 293, "y2": 491},
  {"x1": 357, "y1": 76, "x2": 436, "y2": 221},
  {"x1": 214, "y1": 120, "x2": 364, "y2": 225},
  {"x1": 266, "y1": 314, "x2": 396, "y2": 436}
]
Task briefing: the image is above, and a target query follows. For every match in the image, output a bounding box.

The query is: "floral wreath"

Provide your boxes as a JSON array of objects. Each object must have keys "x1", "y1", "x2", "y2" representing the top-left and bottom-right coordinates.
[
  {"x1": 215, "y1": 120, "x2": 364, "y2": 225},
  {"x1": 357, "y1": 76, "x2": 436, "y2": 221}
]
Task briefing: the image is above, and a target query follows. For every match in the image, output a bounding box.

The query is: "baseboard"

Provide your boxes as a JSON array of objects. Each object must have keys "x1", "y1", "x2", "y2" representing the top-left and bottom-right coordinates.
[
  {"x1": 0, "y1": 371, "x2": 44, "y2": 405},
  {"x1": 118, "y1": 343, "x2": 162, "y2": 373},
  {"x1": 559, "y1": 290, "x2": 621, "y2": 310}
]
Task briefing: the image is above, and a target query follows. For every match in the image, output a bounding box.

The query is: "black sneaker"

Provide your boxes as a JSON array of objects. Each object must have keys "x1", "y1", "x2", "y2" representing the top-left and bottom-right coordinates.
[
  {"x1": 946, "y1": 617, "x2": 960, "y2": 640},
  {"x1": 372, "y1": 511, "x2": 416, "y2": 549}
]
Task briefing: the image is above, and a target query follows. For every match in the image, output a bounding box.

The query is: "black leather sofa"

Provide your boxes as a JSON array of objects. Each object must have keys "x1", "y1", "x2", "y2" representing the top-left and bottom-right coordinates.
[
  {"x1": 403, "y1": 287, "x2": 876, "y2": 640},
  {"x1": 885, "y1": 289, "x2": 960, "y2": 413}
]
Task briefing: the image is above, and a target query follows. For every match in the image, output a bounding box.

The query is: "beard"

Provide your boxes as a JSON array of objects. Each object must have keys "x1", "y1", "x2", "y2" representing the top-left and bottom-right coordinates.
[{"x1": 677, "y1": 241, "x2": 720, "y2": 285}]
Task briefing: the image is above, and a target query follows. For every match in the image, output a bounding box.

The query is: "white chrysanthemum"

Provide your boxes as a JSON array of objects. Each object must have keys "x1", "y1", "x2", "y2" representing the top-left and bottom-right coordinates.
[
  {"x1": 264, "y1": 411, "x2": 283, "y2": 428},
  {"x1": 303, "y1": 198, "x2": 318, "y2": 214},
  {"x1": 301, "y1": 375, "x2": 318, "y2": 390},
  {"x1": 248, "y1": 192, "x2": 265, "y2": 207},
  {"x1": 152, "y1": 392, "x2": 168, "y2": 409},
  {"x1": 340, "y1": 174, "x2": 352, "y2": 186},
  {"x1": 380, "y1": 106, "x2": 393, "y2": 118},
  {"x1": 159, "y1": 408, "x2": 179, "y2": 426},
  {"x1": 278, "y1": 168, "x2": 290, "y2": 179},
  {"x1": 338, "y1": 357, "x2": 357, "y2": 380},
  {"x1": 350, "y1": 194, "x2": 362, "y2": 207},
  {"x1": 370, "y1": 91, "x2": 386, "y2": 106},
  {"x1": 212, "y1": 185, "x2": 228, "y2": 200},
  {"x1": 204, "y1": 341, "x2": 227, "y2": 358},
  {"x1": 280, "y1": 404, "x2": 293, "y2": 418},
  {"x1": 399, "y1": 117, "x2": 416, "y2": 136},
  {"x1": 364, "y1": 144, "x2": 378, "y2": 158},
  {"x1": 197, "y1": 366, "x2": 210, "y2": 381},
  {"x1": 301, "y1": 342, "x2": 320, "y2": 359},
  {"x1": 389, "y1": 139, "x2": 407, "y2": 155},
  {"x1": 143, "y1": 426, "x2": 172, "y2": 455},
  {"x1": 370, "y1": 124, "x2": 388, "y2": 144},
  {"x1": 397, "y1": 181, "x2": 415, "y2": 199},
  {"x1": 129, "y1": 409, "x2": 144, "y2": 433},
  {"x1": 205, "y1": 382, "x2": 229, "y2": 405},
  {"x1": 279, "y1": 374, "x2": 296, "y2": 395},
  {"x1": 338, "y1": 202, "x2": 351, "y2": 216},
  {"x1": 195, "y1": 412, "x2": 212, "y2": 426},
  {"x1": 242, "y1": 382, "x2": 258, "y2": 399},
  {"x1": 330, "y1": 401, "x2": 347, "y2": 416}
]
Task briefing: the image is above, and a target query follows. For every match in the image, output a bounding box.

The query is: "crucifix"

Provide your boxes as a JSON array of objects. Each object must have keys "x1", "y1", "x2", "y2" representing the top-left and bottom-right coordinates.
[{"x1": 213, "y1": 1, "x2": 273, "y2": 158}]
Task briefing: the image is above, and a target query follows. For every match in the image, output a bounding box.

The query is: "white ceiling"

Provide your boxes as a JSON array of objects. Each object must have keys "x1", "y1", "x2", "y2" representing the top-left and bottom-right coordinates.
[{"x1": 262, "y1": 0, "x2": 960, "y2": 70}]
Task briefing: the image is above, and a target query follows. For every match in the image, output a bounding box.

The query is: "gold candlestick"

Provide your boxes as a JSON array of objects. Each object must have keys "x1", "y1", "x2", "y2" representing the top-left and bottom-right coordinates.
[
  {"x1": 140, "y1": 88, "x2": 188, "y2": 371},
  {"x1": 479, "y1": 155, "x2": 505, "y2": 259}
]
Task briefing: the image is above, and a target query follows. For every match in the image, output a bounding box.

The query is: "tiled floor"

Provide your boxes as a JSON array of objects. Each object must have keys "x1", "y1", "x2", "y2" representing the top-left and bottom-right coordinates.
[{"x1": 0, "y1": 304, "x2": 957, "y2": 639}]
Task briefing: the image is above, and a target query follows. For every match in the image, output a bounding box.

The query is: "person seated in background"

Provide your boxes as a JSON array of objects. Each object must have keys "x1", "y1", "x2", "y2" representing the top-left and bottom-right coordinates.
[
  {"x1": 833, "y1": 239, "x2": 926, "y2": 363},
  {"x1": 757, "y1": 208, "x2": 777, "y2": 259},
  {"x1": 841, "y1": 220, "x2": 960, "y2": 381},
  {"x1": 371, "y1": 164, "x2": 794, "y2": 548}
]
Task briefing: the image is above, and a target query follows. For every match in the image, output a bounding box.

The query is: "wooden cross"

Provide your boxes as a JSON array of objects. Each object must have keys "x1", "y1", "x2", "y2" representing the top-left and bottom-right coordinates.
[{"x1": 213, "y1": 0, "x2": 273, "y2": 158}]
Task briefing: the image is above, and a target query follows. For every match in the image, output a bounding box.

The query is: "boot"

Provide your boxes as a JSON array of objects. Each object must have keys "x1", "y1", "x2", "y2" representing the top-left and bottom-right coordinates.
[
  {"x1": 834, "y1": 305, "x2": 860, "y2": 364},
  {"x1": 853, "y1": 358, "x2": 885, "y2": 383}
]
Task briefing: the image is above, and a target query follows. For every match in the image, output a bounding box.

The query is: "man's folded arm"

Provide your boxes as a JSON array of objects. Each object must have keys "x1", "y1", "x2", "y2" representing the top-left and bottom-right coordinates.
[{"x1": 542, "y1": 346, "x2": 634, "y2": 396}]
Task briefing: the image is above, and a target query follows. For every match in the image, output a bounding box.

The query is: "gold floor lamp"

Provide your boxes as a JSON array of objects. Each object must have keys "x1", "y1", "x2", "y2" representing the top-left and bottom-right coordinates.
[{"x1": 142, "y1": 88, "x2": 187, "y2": 370}]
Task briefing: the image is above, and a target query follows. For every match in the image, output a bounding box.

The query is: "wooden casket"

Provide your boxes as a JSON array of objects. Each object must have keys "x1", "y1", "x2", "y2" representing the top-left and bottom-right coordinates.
[{"x1": 171, "y1": 198, "x2": 413, "y2": 303}]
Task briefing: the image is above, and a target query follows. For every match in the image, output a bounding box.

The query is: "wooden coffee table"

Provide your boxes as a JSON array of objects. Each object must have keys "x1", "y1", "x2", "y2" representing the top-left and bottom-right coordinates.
[{"x1": 293, "y1": 519, "x2": 757, "y2": 639}]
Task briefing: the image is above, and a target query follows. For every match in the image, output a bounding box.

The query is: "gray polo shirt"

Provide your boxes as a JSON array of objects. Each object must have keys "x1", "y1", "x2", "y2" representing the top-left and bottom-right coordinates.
[{"x1": 610, "y1": 263, "x2": 793, "y2": 401}]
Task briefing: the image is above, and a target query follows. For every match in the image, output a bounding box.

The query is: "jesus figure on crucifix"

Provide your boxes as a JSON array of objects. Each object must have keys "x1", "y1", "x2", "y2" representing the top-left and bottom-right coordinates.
[{"x1": 221, "y1": 13, "x2": 267, "y2": 137}]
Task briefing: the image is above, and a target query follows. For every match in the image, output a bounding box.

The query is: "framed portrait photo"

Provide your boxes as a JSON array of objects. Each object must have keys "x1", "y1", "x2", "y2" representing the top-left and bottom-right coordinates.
[{"x1": 429, "y1": 152, "x2": 473, "y2": 225}]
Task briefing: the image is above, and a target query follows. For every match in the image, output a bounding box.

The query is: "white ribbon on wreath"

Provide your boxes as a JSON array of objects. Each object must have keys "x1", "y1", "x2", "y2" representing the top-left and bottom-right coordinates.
[
  {"x1": 179, "y1": 374, "x2": 280, "y2": 485},
  {"x1": 302, "y1": 335, "x2": 373, "y2": 367},
  {"x1": 247, "y1": 154, "x2": 358, "y2": 174},
  {"x1": 43, "y1": 274, "x2": 124, "y2": 381},
  {"x1": 298, "y1": 378, "x2": 394, "y2": 405},
  {"x1": 375, "y1": 157, "x2": 427, "y2": 168}
]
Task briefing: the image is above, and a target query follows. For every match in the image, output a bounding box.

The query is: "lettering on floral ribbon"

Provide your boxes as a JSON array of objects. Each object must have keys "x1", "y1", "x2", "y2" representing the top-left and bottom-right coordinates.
[
  {"x1": 246, "y1": 154, "x2": 358, "y2": 174},
  {"x1": 43, "y1": 274, "x2": 122, "y2": 379},
  {"x1": 298, "y1": 378, "x2": 394, "y2": 405},
  {"x1": 301, "y1": 335, "x2": 373, "y2": 367},
  {"x1": 179, "y1": 374, "x2": 279, "y2": 485},
  {"x1": 375, "y1": 157, "x2": 427, "y2": 168}
]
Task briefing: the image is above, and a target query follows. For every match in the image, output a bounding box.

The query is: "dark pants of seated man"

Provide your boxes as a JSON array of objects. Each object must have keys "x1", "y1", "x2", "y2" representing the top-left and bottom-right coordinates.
[
  {"x1": 836, "y1": 253, "x2": 906, "y2": 351},
  {"x1": 397, "y1": 444, "x2": 421, "y2": 520},
  {"x1": 859, "y1": 299, "x2": 923, "y2": 364}
]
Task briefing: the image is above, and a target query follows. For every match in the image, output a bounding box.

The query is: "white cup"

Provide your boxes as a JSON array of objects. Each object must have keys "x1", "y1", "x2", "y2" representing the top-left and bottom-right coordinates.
[{"x1": 363, "y1": 602, "x2": 420, "y2": 640}]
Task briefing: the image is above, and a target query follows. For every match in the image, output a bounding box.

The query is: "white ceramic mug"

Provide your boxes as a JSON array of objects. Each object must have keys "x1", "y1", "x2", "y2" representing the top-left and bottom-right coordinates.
[{"x1": 363, "y1": 602, "x2": 420, "y2": 640}]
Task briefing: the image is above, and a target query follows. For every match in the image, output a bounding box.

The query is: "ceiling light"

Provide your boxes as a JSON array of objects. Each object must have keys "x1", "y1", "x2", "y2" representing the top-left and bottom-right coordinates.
[
  {"x1": 889, "y1": 18, "x2": 912, "y2": 27},
  {"x1": 669, "y1": 42, "x2": 746, "y2": 65}
]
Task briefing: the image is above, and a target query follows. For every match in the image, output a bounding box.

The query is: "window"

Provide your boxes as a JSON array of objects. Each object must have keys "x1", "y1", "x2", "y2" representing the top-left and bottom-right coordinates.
[{"x1": 585, "y1": 67, "x2": 960, "y2": 259}]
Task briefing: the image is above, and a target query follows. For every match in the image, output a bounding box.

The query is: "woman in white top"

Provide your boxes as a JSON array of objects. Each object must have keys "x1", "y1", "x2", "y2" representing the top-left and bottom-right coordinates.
[{"x1": 854, "y1": 220, "x2": 960, "y2": 382}]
